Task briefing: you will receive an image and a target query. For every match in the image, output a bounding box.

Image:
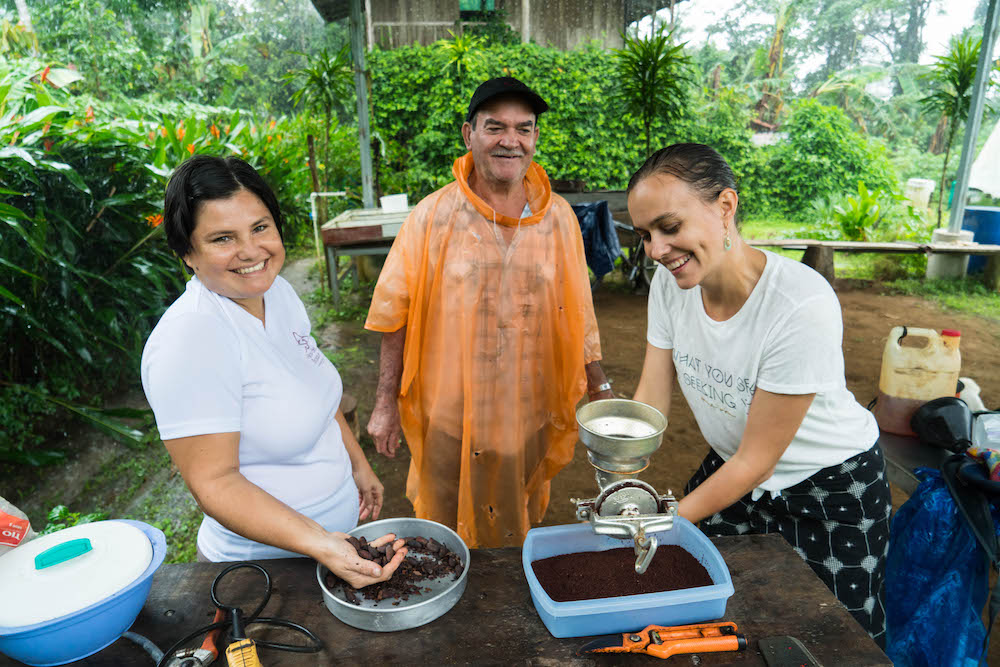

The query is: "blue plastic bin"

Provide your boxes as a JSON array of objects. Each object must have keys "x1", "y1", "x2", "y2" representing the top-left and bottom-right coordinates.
[
  {"x1": 522, "y1": 520, "x2": 734, "y2": 638},
  {"x1": 962, "y1": 206, "x2": 1000, "y2": 273}
]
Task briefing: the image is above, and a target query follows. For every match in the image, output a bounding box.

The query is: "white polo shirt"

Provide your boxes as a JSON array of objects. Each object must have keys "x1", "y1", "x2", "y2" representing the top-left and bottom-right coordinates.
[{"x1": 141, "y1": 275, "x2": 358, "y2": 560}]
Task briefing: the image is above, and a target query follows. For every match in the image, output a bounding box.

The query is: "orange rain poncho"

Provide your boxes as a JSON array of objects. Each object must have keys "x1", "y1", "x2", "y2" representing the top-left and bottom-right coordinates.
[{"x1": 365, "y1": 153, "x2": 601, "y2": 548}]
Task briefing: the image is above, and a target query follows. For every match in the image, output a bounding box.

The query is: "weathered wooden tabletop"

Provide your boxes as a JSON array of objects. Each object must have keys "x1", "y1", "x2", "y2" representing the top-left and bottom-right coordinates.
[{"x1": 69, "y1": 533, "x2": 890, "y2": 666}]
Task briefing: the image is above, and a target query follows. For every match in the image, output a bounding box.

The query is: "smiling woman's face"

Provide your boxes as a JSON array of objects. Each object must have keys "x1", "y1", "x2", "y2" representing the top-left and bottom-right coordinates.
[
  {"x1": 627, "y1": 172, "x2": 731, "y2": 290},
  {"x1": 184, "y1": 188, "x2": 285, "y2": 307}
]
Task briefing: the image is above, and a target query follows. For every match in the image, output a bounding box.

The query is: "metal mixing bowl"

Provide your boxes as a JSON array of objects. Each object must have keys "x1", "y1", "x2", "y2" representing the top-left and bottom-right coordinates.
[{"x1": 316, "y1": 518, "x2": 470, "y2": 632}]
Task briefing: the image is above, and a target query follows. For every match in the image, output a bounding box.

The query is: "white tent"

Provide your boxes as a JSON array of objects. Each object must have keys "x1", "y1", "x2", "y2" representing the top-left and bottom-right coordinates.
[{"x1": 970, "y1": 119, "x2": 1000, "y2": 198}]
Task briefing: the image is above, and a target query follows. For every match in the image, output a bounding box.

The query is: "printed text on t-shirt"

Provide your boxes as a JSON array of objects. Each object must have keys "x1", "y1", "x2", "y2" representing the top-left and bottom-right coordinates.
[
  {"x1": 674, "y1": 349, "x2": 756, "y2": 417},
  {"x1": 292, "y1": 331, "x2": 324, "y2": 366}
]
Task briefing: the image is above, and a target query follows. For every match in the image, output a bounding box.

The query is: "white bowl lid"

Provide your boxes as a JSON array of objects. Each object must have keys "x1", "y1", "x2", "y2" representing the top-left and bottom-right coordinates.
[{"x1": 0, "y1": 520, "x2": 153, "y2": 627}]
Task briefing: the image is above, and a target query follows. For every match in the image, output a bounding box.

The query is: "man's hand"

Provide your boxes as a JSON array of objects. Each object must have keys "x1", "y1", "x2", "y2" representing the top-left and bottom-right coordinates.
[
  {"x1": 367, "y1": 401, "x2": 403, "y2": 458},
  {"x1": 354, "y1": 462, "x2": 385, "y2": 520}
]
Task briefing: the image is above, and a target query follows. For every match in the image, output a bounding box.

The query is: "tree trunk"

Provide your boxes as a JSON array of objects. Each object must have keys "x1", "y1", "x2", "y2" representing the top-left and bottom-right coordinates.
[
  {"x1": 937, "y1": 123, "x2": 957, "y2": 228},
  {"x1": 927, "y1": 114, "x2": 948, "y2": 154}
]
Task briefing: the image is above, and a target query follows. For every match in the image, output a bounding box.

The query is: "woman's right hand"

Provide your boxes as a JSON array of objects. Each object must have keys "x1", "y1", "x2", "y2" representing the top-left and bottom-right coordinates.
[
  {"x1": 322, "y1": 532, "x2": 408, "y2": 589},
  {"x1": 367, "y1": 401, "x2": 403, "y2": 458}
]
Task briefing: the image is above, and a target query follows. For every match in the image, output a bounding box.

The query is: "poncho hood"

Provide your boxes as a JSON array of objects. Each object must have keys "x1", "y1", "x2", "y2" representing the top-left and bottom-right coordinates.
[{"x1": 452, "y1": 152, "x2": 553, "y2": 227}]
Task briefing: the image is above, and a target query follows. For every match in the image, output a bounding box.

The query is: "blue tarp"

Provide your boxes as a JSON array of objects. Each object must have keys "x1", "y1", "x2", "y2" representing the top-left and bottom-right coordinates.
[
  {"x1": 886, "y1": 467, "x2": 1000, "y2": 666},
  {"x1": 572, "y1": 201, "x2": 622, "y2": 281}
]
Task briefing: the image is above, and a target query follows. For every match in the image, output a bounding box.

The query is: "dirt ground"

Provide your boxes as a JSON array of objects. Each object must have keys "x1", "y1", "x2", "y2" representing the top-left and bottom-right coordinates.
[{"x1": 326, "y1": 273, "x2": 1000, "y2": 525}]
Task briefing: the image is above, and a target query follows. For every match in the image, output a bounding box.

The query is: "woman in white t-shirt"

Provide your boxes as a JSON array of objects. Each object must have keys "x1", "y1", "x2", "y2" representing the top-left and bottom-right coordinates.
[
  {"x1": 141, "y1": 155, "x2": 406, "y2": 588},
  {"x1": 628, "y1": 144, "x2": 892, "y2": 646}
]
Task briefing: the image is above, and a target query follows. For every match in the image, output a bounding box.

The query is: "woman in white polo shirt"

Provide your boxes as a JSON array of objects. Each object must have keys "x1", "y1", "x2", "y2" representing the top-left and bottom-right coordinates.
[
  {"x1": 628, "y1": 144, "x2": 892, "y2": 647},
  {"x1": 142, "y1": 155, "x2": 405, "y2": 588}
]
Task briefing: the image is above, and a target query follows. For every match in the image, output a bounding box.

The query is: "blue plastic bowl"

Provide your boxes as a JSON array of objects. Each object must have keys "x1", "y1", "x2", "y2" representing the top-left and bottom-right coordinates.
[
  {"x1": 522, "y1": 519, "x2": 734, "y2": 638},
  {"x1": 0, "y1": 520, "x2": 167, "y2": 666}
]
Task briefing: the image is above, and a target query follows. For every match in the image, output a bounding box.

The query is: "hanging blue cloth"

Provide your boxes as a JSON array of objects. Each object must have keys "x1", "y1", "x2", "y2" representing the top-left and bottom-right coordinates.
[
  {"x1": 571, "y1": 201, "x2": 622, "y2": 281},
  {"x1": 886, "y1": 467, "x2": 1000, "y2": 666}
]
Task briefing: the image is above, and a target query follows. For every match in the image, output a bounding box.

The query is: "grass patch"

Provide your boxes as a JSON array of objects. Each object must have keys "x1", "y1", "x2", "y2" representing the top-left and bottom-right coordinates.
[{"x1": 882, "y1": 277, "x2": 1000, "y2": 324}]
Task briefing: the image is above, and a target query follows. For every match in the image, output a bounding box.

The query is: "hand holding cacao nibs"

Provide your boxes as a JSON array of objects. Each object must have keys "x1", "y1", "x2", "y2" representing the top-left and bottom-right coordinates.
[{"x1": 328, "y1": 535, "x2": 465, "y2": 606}]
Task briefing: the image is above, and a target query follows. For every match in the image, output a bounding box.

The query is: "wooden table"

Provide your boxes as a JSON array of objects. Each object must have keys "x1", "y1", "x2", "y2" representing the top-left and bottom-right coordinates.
[
  {"x1": 320, "y1": 207, "x2": 410, "y2": 306},
  {"x1": 73, "y1": 534, "x2": 889, "y2": 666}
]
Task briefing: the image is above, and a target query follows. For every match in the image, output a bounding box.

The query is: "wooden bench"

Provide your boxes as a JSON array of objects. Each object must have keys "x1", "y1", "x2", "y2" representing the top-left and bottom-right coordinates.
[{"x1": 747, "y1": 238, "x2": 1000, "y2": 287}]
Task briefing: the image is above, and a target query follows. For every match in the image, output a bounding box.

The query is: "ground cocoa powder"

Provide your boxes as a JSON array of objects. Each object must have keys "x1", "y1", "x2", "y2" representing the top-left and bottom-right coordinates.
[{"x1": 531, "y1": 546, "x2": 713, "y2": 602}]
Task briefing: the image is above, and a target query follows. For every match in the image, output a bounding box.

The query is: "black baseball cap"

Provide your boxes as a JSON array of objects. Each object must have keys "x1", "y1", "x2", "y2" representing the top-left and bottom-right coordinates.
[{"x1": 466, "y1": 77, "x2": 549, "y2": 123}]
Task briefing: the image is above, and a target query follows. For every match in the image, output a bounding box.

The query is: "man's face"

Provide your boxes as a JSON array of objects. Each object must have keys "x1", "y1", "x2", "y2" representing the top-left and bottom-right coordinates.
[{"x1": 462, "y1": 97, "x2": 538, "y2": 189}]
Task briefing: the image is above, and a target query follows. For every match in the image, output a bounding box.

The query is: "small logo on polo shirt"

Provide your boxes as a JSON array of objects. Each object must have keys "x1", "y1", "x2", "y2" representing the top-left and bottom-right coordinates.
[{"x1": 292, "y1": 331, "x2": 323, "y2": 366}]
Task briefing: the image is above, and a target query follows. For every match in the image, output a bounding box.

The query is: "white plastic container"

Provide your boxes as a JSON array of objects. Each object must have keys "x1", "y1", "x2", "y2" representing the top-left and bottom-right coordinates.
[
  {"x1": 904, "y1": 178, "x2": 935, "y2": 209},
  {"x1": 379, "y1": 193, "x2": 408, "y2": 212},
  {"x1": 872, "y1": 327, "x2": 961, "y2": 436}
]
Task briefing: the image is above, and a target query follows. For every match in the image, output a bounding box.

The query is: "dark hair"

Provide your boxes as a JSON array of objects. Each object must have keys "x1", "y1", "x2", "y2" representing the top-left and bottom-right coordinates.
[
  {"x1": 627, "y1": 143, "x2": 741, "y2": 225},
  {"x1": 163, "y1": 155, "x2": 284, "y2": 258}
]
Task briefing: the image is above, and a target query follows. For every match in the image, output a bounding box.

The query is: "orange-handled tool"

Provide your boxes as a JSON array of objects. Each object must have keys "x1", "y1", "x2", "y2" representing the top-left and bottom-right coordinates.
[{"x1": 579, "y1": 621, "x2": 747, "y2": 659}]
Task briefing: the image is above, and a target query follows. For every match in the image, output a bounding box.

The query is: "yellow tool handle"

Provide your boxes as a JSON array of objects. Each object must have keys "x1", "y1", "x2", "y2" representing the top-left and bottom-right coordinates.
[{"x1": 225, "y1": 638, "x2": 263, "y2": 667}]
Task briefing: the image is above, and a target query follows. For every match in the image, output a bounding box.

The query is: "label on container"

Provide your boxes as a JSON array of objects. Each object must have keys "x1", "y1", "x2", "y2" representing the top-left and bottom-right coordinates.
[{"x1": 0, "y1": 511, "x2": 31, "y2": 547}]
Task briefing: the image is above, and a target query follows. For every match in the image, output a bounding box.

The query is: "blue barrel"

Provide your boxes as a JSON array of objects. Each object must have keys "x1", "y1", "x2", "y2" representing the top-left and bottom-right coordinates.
[{"x1": 962, "y1": 206, "x2": 1000, "y2": 273}]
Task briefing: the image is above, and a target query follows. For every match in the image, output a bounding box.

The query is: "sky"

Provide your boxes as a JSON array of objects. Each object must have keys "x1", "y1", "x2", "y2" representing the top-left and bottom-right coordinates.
[{"x1": 638, "y1": 0, "x2": 991, "y2": 76}]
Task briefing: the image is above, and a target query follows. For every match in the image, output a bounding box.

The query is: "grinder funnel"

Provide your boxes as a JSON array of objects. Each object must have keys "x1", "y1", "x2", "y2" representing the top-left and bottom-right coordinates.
[{"x1": 576, "y1": 399, "x2": 667, "y2": 489}]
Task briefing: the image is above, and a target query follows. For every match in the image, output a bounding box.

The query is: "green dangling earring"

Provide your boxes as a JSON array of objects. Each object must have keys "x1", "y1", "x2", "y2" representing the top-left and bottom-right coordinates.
[{"x1": 723, "y1": 232, "x2": 732, "y2": 251}]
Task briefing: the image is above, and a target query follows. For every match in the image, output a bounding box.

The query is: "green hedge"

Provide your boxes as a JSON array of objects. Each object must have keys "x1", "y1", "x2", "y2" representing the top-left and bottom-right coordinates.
[{"x1": 368, "y1": 43, "x2": 896, "y2": 223}]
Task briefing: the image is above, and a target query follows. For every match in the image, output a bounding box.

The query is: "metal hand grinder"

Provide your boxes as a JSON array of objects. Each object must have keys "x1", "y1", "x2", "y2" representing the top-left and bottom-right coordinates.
[{"x1": 573, "y1": 399, "x2": 677, "y2": 575}]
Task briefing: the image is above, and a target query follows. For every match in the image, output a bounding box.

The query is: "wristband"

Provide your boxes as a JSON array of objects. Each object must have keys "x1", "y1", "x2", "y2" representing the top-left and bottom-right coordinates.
[{"x1": 589, "y1": 382, "x2": 612, "y2": 395}]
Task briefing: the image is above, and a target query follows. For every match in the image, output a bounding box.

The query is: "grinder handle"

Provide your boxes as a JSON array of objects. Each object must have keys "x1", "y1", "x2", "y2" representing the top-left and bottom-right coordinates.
[{"x1": 646, "y1": 634, "x2": 747, "y2": 659}]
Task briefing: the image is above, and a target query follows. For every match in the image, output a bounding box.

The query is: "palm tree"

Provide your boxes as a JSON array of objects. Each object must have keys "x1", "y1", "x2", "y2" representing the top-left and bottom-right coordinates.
[
  {"x1": 284, "y1": 45, "x2": 354, "y2": 209},
  {"x1": 919, "y1": 35, "x2": 984, "y2": 227},
  {"x1": 615, "y1": 26, "x2": 693, "y2": 158}
]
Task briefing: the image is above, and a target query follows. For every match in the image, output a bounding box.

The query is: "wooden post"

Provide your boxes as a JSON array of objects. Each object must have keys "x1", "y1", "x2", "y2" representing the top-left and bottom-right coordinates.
[
  {"x1": 986, "y1": 254, "x2": 1000, "y2": 292},
  {"x1": 802, "y1": 246, "x2": 835, "y2": 283},
  {"x1": 350, "y1": 0, "x2": 375, "y2": 210}
]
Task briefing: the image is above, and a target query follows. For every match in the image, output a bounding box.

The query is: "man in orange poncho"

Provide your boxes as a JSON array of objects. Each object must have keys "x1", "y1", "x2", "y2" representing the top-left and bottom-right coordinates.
[{"x1": 365, "y1": 77, "x2": 613, "y2": 548}]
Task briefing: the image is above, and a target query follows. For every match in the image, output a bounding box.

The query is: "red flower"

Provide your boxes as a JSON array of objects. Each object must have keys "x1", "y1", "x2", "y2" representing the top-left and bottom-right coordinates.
[
  {"x1": 210, "y1": 124, "x2": 220, "y2": 139},
  {"x1": 145, "y1": 213, "x2": 163, "y2": 228},
  {"x1": 40, "y1": 66, "x2": 51, "y2": 85},
  {"x1": 176, "y1": 126, "x2": 186, "y2": 140},
  {"x1": 41, "y1": 121, "x2": 51, "y2": 135},
  {"x1": 160, "y1": 127, "x2": 168, "y2": 138},
  {"x1": 43, "y1": 139, "x2": 54, "y2": 152},
  {"x1": 148, "y1": 130, "x2": 156, "y2": 142},
  {"x1": 186, "y1": 143, "x2": 195, "y2": 155},
  {"x1": 84, "y1": 106, "x2": 94, "y2": 123}
]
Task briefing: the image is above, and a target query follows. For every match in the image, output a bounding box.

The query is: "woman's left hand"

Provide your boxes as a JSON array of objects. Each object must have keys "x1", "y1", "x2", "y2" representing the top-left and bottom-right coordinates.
[{"x1": 354, "y1": 463, "x2": 384, "y2": 521}]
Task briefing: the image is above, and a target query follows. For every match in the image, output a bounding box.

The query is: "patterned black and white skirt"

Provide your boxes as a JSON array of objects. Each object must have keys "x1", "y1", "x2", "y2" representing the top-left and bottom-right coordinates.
[{"x1": 684, "y1": 443, "x2": 893, "y2": 648}]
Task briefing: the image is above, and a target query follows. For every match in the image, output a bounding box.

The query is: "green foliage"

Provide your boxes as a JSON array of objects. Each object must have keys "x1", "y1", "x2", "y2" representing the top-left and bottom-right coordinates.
[
  {"x1": 437, "y1": 31, "x2": 485, "y2": 83},
  {"x1": 0, "y1": 387, "x2": 60, "y2": 465},
  {"x1": 832, "y1": 182, "x2": 885, "y2": 241},
  {"x1": 919, "y1": 35, "x2": 995, "y2": 226},
  {"x1": 39, "y1": 504, "x2": 108, "y2": 535},
  {"x1": 884, "y1": 276, "x2": 1000, "y2": 322},
  {"x1": 615, "y1": 27, "x2": 693, "y2": 157},
  {"x1": 767, "y1": 99, "x2": 897, "y2": 218},
  {"x1": 462, "y1": 9, "x2": 520, "y2": 46},
  {"x1": 369, "y1": 41, "x2": 696, "y2": 199},
  {"x1": 0, "y1": 57, "x2": 343, "y2": 463}
]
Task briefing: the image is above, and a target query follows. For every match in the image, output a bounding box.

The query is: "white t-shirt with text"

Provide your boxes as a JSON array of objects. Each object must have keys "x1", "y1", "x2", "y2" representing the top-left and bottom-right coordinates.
[{"x1": 647, "y1": 250, "x2": 878, "y2": 498}]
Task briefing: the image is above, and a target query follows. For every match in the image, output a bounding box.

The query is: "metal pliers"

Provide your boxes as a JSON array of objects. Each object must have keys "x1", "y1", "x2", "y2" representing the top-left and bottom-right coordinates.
[{"x1": 579, "y1": 621, "x2": 747, "y2": 659}]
